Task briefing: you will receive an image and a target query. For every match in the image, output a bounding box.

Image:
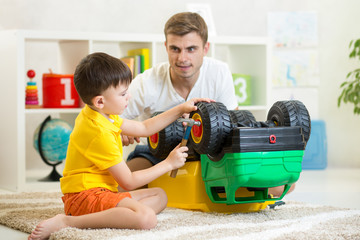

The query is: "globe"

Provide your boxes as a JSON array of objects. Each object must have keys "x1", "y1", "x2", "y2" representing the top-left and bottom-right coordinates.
[{"x1": 33, "y1": 116, "x2": 73, "y2": 181}]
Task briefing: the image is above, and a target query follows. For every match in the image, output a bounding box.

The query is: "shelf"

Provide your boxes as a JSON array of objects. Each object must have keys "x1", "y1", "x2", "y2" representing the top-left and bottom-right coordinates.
[
  {"x1": 25, "y1": 108, "x2": 82, "y2": 114},
  {"x1": 0, "y1": 30, "x2": 271, "y2": 192}
]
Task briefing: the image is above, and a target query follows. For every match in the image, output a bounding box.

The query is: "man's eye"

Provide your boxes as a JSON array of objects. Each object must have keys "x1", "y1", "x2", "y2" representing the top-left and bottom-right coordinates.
[
  {"x1": 188, "y1": 46, "x2": 199, "y2": 52},
  {"x1": 171, "y1": 47, "x2": 179, "y2": 52}
]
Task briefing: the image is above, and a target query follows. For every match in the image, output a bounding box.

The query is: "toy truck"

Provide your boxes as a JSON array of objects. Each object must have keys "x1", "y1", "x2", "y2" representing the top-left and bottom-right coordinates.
[{"x1": 148, "y1": 100, "x2": 311, "y2": 213}]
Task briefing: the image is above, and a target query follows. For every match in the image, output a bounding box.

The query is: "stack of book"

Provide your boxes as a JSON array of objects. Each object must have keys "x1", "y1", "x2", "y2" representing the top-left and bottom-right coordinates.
[{"x1": 121, "y1": 48, "x2": 150, "y2": 78}]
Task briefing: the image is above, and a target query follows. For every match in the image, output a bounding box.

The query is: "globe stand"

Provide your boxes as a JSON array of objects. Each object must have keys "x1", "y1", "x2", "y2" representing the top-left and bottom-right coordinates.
[
  {"x1": 37, "y1": 115, "x2": 63, "y2": 182},
  {"x1": 39, "y1": 164, "x2": 62, "y2": 182}
]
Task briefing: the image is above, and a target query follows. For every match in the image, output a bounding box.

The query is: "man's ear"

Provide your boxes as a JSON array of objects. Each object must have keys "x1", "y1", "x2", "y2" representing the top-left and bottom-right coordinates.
[
  {"x1": 203, "y1": 42, "x2": 210, "y2": 56},
  {"x1": 164, "y1": 41, "x2": 168, "y2": 52},
  {"x1": 92, "y1": 95, "x2": 104, "y2": 109}
]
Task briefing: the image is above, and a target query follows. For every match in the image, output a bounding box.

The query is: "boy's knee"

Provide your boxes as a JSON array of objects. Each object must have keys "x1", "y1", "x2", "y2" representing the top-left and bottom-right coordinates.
[
  {"x1": 155, "y1": 187, "x2": 168, "y2": 209},
  {"x1": 157, "y1": 187, "x2": 167, "y2": 200},
  {"x1": 137, "y1": 208, "x2": 157, "y2": 229}
]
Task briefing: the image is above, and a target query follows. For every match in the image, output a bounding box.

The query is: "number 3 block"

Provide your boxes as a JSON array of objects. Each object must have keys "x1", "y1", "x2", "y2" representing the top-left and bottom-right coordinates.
[{"x1": 232, "y1": 73, "x2": 252, "y2": 106}]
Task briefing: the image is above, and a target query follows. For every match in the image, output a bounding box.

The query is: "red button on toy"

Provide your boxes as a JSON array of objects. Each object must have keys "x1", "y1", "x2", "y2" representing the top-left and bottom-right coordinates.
[{"x1": 269, "y1": 134, "x2": 276, "y2": 144}]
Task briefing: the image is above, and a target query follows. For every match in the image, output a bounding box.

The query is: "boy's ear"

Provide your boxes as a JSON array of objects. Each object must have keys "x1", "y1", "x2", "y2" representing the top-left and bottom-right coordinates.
[{"x1": 92, "y1": 95, "x2": 104, "y2": 109}]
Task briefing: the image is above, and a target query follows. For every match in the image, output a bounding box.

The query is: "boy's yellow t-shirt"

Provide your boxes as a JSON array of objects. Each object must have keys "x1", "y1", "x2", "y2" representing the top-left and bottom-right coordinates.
[{"x1": 60, "y1": 105, "x2": 123, "y2": 194}]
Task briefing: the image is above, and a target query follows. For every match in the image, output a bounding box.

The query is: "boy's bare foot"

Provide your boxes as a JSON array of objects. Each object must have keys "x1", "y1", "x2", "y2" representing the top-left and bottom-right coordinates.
[{"x1": 28, "y1": 214, "x2": 68, "y2": 240}]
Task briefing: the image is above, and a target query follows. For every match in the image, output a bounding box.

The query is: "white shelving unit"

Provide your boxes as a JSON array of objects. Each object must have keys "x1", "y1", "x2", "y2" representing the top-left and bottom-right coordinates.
[
  {"x1": 0, "y1": 30, "x2": 271, "y2": 191},
  {"x1": 209, "y1": 35, "x2": 272, "y2": 119}
]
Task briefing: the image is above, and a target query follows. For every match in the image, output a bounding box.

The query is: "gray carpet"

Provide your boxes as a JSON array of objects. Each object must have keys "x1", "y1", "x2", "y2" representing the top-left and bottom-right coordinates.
[{"x1": 0, "y1": 191, "x2": 359, "y2": 240}]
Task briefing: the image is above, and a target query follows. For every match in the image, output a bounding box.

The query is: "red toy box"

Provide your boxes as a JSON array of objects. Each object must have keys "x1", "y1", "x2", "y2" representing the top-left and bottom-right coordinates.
[{"x1": 42, "y1": 73, "x2": 79, "y2": 108}]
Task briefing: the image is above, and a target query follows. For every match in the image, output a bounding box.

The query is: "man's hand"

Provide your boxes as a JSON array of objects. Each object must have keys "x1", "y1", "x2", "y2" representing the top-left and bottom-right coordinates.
[{"x1": 121, "y1": 134, "x2": 141, "y2": 146}]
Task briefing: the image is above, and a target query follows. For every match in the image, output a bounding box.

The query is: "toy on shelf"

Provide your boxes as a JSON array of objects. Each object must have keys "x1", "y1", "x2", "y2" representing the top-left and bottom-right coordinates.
[
  {"x1": 25, "y1": 69, "x2": 40, "y2": 108},
  {"x1": 33, "y1": 115, "x2": 73, "y2": 181},
  {"x1": 148, "y1": 100, "x2": 311, "y2": 213},
  {"x1": 42, "y1": 69, "x2": 79, "y2": 108}
]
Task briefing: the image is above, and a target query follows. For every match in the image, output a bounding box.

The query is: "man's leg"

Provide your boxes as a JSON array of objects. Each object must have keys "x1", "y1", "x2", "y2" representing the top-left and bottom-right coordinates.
[
  {"x1": 127, "y1": 156, "x2": 153, "y2": 172},
  {"x1": 126, "y1": 145, "x2": 162, "y2": 172},
  {"x1": 268, "y1": 184, "x2": 296, "y2": 197}
]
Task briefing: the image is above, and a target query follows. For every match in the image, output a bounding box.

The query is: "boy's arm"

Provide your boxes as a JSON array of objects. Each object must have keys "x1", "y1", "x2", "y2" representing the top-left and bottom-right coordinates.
[
  {"x1": 121, "y1": 98, "x2": 213, "y2": 137},
  {"x1": 108, "y1": 144, "x2": 187, "y2": 190},
  {"x1": 108, "y1": 161, "x2": 170, "y2": 190}
]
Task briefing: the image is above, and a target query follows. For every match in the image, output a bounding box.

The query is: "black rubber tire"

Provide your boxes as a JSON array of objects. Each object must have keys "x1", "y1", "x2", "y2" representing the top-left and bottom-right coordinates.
[
  {"x1": 267, "y1": 100, "x2": 311, "y2": 143},
  {"x1": 229, "y1": 110, "x2": 257, "y2": 127},
  {"x1": 147, "y1": 112, "x2": 184, "y2": 159},
  {"x1": 189, "y1": 102, "x2": 232, "y2": 156}
]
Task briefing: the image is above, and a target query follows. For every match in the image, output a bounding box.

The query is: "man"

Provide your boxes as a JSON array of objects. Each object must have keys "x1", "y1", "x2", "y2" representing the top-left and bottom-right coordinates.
[
  {"x1": 121, "y1": 12, "x2": 295, "y2": 197},
  {"x1": 121, "y1": 12, "x2": 237, "y2": 171}
]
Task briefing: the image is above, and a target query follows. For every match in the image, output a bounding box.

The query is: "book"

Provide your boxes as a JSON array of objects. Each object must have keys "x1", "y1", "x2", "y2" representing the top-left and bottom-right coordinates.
[
  {"x1": 134, "y1": 55, "x2": 141, "y2": 77},
  {"x1": 139, "y1": 54, "x2": 145, "y2": 73},
  {"x1": 127, "y1": 48, "x2": 150, "y2": 71},
  {"x1": 120, "y1": 56, "x2": 135, "y2": 76}
]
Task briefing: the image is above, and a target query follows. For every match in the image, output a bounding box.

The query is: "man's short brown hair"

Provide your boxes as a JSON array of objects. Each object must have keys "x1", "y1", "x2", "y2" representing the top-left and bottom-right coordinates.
[{"x1": 164, "y1": 12, "x2": 208, "y2": 46}]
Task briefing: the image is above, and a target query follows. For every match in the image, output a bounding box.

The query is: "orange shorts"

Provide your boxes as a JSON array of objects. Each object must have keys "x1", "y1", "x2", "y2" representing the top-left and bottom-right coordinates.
[{"x1": 62, "y1": 188, "x2": 131, "y2": 216}]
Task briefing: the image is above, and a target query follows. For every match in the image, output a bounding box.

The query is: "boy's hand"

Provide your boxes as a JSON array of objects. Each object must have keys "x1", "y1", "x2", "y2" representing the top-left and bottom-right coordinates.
[
  {"x1": 165, "y1": 143, "x2": 188, "y2": 169},
  {"x1": 121, "y1": 134, "x2": 141, "y2": 146},
  {"x1": 182, "y1": 98, "x2": 214, "y2": 114}
]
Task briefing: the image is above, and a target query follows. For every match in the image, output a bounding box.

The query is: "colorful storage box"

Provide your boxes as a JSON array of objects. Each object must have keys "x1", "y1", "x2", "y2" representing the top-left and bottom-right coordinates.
[
  {"x1": 302, "y1": 120, "x2": 327, "y2": 169},
  {"x1": 42, "y1": 73, "x2": 79, "y2": 108}
]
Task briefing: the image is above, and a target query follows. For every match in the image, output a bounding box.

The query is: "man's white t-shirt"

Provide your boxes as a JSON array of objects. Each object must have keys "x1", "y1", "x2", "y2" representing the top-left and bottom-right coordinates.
[{"x1": 122, "y1": 57, "x2": 237, "y2": 123}]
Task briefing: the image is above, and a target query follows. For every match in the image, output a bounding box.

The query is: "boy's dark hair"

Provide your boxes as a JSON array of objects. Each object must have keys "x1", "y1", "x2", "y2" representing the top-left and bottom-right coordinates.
[
  {"x1": 74, "y1": 52, "x2": 132, "y2": 105},
  {"x1": 164, "y1": 12, "x2": 208, "y2": 46}
]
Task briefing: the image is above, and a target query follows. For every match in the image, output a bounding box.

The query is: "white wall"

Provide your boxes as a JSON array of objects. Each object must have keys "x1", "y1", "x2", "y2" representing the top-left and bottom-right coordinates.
[{"x1": 1, "y1": 0, "x2": 360, "y2": 168}]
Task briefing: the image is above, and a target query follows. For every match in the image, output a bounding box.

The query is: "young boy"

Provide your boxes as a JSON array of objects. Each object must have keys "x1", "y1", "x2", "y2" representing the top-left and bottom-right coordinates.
[{"x1": 28, "y1": 52, "x2": 212, "y2": 240}]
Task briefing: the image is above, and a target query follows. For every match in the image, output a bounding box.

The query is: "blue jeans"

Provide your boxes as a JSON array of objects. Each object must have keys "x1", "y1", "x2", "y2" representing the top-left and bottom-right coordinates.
[{"x1": 127, "y1": 145, "x2": 163, "y2": 165}]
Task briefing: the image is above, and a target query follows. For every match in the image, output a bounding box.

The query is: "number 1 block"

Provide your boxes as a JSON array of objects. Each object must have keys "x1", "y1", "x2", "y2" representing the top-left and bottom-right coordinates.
[{"x1": 42, "y1": 73, "x2": 79, "y2": 108}]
